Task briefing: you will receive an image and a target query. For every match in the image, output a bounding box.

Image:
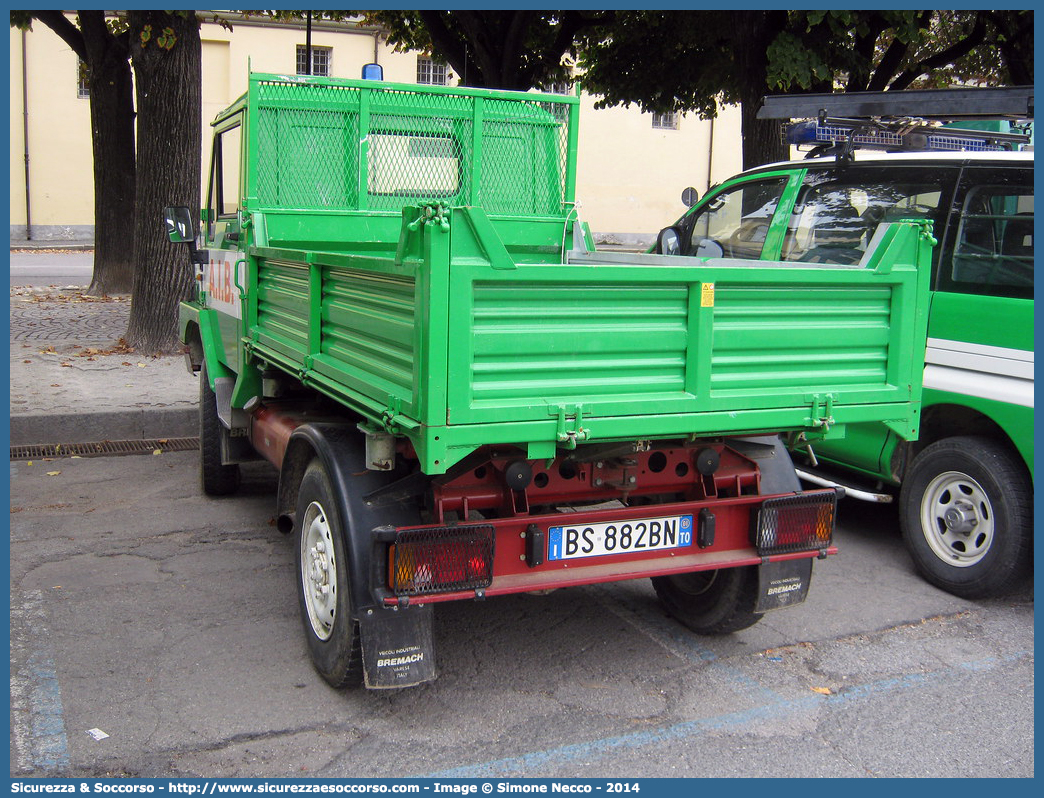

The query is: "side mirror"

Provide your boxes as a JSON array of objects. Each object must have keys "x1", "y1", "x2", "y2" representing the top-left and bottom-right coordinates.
[
  {"x1": 163, "y1": 206, "x2": 207, "y2": 266},
  {"x1": 656, "y1": 226, "x2": 683, "y2": 256},
  {"x1": 681, "y1": 187, "x2": 699, "y2": 207},
  {"x1": 164, "y1": 206, "x2": 195, "y2": 243}
]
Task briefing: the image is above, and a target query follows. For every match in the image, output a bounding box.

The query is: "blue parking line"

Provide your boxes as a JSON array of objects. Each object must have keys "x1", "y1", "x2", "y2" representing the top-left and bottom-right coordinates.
[
  {"x1": 11, "y1": 590, "x2": 70, "y2": 774},
  {"x1": 424, "y1": 650, "x2": 1030, "y2": 778}
]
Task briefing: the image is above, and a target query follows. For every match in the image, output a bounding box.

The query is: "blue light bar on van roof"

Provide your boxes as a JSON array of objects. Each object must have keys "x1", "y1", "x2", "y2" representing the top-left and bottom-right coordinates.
[{"x1": 785, "y1": 119, "x2": 1027, "y2": 153}]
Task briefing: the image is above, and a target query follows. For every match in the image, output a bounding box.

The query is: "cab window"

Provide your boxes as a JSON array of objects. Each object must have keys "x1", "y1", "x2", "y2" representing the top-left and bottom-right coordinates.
[
  {"x1": 207, "y1": 124, "x2": 242, "y2": 223},
  {"x1": 680, "y1": 178, "x2": 788, "y2": 258},
  {"x1": 949, "y1": 186, "x2": 1033, "y2": 297}
]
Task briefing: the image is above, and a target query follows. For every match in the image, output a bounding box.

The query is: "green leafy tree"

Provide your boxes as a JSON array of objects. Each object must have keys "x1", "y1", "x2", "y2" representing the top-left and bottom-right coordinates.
[
  {"x1": 356, "y1": 10, "x2": 615, "y2": 90},
  {"x1": 10, "y1": 11, "x2": 136, "y2": 295},
  {"x1": 578, "y1": 10, "x2": 1033, "y2": 169}
]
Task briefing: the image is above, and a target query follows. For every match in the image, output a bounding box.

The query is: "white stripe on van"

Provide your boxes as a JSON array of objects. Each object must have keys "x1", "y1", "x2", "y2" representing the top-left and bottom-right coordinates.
[{"x1": 924, "y1": 338, "x2": 1034, "y2": 408}]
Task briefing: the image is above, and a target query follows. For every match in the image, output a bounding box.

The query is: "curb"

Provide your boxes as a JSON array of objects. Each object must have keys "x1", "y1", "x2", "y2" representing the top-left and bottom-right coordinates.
[
  {"x1": 10, "y1": 242, "x2": 95, "y2": 252},
  {"x1": 10, "y1": 408, "x2": 197, "y2": 447}
]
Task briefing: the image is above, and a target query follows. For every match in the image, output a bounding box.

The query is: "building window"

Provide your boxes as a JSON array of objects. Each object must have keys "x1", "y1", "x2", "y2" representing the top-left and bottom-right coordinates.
[
  {"x1": 541, "y1": 81, "x2": 572, "y2": 95},
  {"x1": 296, "y1": 45, "x2": 331, "y2": 77},
  {"x1": 77, "y1": 59, "x2": 90, "y2": 99},
  {"x1": 652, "y1": 112, "x2": 680, "y2": 130},
  {"x1": 417, "y1": 56, "x2": 448, "y2": 85}
]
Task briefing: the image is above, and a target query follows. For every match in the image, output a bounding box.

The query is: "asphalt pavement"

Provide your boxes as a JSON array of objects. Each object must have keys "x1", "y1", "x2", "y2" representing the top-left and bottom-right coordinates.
[
  {"x1": 9, "y1": 249, "x2": 197, "y2": 446},
  {"x1": 9, "y1": 451, "x2": 1034, "y2": 778}
]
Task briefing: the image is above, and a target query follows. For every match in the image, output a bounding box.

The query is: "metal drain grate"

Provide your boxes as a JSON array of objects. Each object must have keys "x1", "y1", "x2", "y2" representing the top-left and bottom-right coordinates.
[{"x1": 10, "y1": 437, "x2": 199, "y2": 461}]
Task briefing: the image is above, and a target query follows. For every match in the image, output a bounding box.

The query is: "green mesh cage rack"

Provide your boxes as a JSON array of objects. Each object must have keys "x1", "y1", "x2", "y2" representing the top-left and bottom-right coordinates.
[{"x1": 244, "y1": 73, "x2": 578, "y2": 219}]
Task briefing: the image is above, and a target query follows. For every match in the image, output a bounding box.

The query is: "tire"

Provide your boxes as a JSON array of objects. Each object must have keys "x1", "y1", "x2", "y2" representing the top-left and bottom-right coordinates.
[
  {"x1": 294, "y1": 459, "x2": 363, "y2": 688},
  {"x1": 652, "y1": 566, "x2": 763, "y2": 634},
  {"x1": 899, "y1": 436, "x2": 1032, "y2": 599},
  {"x1": 199, "y1": 361, "x2": 241, "y2": 496}
]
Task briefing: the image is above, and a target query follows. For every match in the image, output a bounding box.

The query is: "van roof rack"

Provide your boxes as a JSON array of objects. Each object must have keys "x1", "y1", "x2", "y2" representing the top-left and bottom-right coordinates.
[
  {"x1": 758, "y1": 86, "x2": 1033, "y2": 122},
  {"x1": 758, "y1": 86, "x2": 1033, "y2": 160}
]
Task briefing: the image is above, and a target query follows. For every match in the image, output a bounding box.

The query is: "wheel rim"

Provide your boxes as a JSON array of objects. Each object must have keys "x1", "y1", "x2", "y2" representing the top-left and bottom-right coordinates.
[
  {"x1": 919, "y1": 470, "x2": 994, "y2": 567},
  {"x1": 300, "y1": 501, "x2": 338, "y2": 640}
]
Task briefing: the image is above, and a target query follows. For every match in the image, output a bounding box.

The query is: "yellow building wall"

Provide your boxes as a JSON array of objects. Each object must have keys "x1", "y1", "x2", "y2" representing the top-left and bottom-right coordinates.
[
  {"x1": 10, "y1": 25, "x2": 95, "y2": 237},
  {"x1": 574, "y1": 94, "x2": 743, "y2": 245},
  {"x1": 10, "y1": 15, "x2": 743, "y2": 245}
]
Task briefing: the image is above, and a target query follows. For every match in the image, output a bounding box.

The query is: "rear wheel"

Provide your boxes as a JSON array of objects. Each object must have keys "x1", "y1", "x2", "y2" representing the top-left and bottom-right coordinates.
[
  {"x1": 294, "y1": 459, "x2": 362, "y2": 688},
  {"x1": 900, "y1": 436, "x2": 1032, "y2": 599},
  {"x1": 199, "y1": 361, "x2": 241, "y2": 496},
  {"x1": 652, "y1": 566, "x2": 763, "y2": 634}
]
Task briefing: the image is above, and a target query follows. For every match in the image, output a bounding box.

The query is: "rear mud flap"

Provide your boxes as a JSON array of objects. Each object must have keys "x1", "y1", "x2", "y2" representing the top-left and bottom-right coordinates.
[
  {"x1": 359, "y1": 604, "x2": 436, "y2": 689},
  {"x1": 756, "y1": 558, "x2": 813, "y2": 613}
]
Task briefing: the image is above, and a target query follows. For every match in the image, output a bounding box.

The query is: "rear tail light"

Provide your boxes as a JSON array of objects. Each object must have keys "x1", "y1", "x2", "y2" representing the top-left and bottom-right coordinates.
[
  {"x1": 753, "y1": 492, "x2": 835, "y2": 555},
  {"x1": 389, "y1": 525, "x2": 495, "y2": 596}
]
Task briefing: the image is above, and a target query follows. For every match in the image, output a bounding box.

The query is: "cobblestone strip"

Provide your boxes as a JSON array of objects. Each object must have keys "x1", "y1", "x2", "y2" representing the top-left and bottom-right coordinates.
[{"x1": 10, "y1": 293, "x2": 129, "y2": 343}]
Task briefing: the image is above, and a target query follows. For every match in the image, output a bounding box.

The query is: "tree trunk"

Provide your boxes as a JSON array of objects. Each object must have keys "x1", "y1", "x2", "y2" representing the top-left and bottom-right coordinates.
[
  {"x1": 741, "y1": 96, "x2": 788, "y2": 171},
  {"x1": 737, "y1": 11, "x2": 790, "y2": 170},
  {"x1": 79, "y1": 11, "x2": 136, "y2": 296},
  {"x1": 125, "y1": 11, "x2": 201, "y2": 354}
]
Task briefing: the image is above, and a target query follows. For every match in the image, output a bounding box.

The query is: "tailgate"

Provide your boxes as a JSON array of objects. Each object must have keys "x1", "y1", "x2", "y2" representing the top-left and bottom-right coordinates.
[{"x1": 443, "y1": 215, "x2": 932, "y2": 443}]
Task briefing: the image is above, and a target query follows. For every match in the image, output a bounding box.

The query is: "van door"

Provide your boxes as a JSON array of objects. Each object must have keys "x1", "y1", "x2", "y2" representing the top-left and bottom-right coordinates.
[{"x1": 926, "y1": 163, "x2": 1034, "y2": 473}]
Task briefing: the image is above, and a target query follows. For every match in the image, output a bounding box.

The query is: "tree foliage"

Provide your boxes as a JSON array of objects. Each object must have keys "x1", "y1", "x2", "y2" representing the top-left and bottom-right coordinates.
[
  {"x1": 356, "y1": 10, "x2": 615, "y2": 90},
  {"x1": 577, "y1": 10, "x2": 1033, "y2": 168}
]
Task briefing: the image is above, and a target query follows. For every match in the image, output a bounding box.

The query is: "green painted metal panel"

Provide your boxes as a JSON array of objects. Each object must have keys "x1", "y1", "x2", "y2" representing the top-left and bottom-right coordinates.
[
  {"x1": 242, "y1": 204, "x2": 931, "y2": 474},
  {"x1": 318, "y1": 265, "x2": 417, "y2": 412}
]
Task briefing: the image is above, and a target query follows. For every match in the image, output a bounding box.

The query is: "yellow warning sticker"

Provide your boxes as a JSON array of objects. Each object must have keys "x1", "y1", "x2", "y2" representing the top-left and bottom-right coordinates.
[{"x1": 700, "y1": 283, "x2": 715, "y2": 307}]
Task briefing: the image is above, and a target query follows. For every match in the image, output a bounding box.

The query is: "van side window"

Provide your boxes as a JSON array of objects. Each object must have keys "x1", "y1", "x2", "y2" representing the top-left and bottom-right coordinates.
[
  {"x1": 950, "y1": 186, "x2": 1033, "y2": 295},
  {"x1": 783, "y1": 175, "x2": 944, "y2": 265},
  {"x1": 680, "y1": 178, "x2": 788, "y2": 258}
]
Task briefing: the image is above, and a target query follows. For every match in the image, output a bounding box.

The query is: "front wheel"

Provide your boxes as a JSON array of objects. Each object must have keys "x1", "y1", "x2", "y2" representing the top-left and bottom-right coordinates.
[
  {"x1": 652, "y1": 566, "x2": 763, "y2": 634},
  {"x1": 899, "y1": 436, "x2": 1032, "y2": 599},
  {"x1": 294, "y1": 459, "x2": 363, "y2": 688}
]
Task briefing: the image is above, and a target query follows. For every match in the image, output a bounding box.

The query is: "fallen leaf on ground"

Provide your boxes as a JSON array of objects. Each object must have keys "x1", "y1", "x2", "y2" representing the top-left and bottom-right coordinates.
[
  {"x1": 46, "y1": 471, "x2": 61, "y2": 477},
  {"x1": 811, "y1": 687, "x2": 832, "y2": 695}
]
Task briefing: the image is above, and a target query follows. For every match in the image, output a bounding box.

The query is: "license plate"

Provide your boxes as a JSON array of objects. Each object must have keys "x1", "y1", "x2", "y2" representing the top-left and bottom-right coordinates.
[{"x1": 548, "y1": 515, "x2": 694, "y2": 561}]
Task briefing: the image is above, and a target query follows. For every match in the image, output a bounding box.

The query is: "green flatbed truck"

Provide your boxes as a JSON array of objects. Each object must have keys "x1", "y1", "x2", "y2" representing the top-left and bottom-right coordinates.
[{"x1": 166, "y1": 72, "x2": 934, "y2": 689}]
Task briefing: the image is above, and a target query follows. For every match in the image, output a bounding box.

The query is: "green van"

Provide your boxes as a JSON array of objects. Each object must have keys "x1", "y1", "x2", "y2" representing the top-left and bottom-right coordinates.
[{"x1": 656, "y1": 130, "x2": 1033, "y2": 599}]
